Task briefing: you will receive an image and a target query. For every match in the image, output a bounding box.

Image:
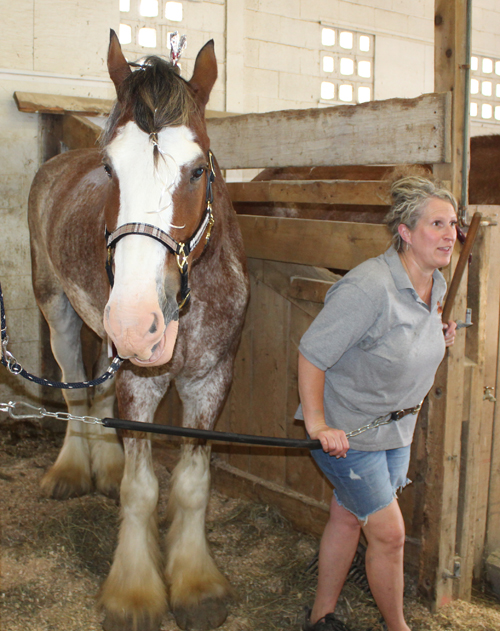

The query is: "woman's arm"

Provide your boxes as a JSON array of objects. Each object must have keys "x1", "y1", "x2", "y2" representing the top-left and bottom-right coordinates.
[{"x1": 298, "y1": 352, "x2": 349, "y2": 457}]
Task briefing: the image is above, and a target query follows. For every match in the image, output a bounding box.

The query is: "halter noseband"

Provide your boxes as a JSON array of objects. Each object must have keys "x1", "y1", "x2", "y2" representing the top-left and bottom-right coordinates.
[{"x1": 105, "y1": 150, "x2": 216, "y2": 311}]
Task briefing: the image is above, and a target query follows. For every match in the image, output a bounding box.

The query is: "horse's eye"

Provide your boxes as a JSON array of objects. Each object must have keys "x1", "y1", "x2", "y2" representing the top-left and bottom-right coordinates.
[
  {"x1": 191, "y1": 167, "x2": 205, "y2": 181},
  {"x1": 103, "y1": 164, "x2": 112, "y2": 179}
]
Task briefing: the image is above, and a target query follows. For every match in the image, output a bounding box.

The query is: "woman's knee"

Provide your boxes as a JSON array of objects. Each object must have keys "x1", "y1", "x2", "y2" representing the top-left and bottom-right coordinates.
[
  {"x1": 363, "y1": 502, "x2": 406, "y2": 551},
  {"x1": 329, "y1": 494, "x2": 361, "y2": 533}
]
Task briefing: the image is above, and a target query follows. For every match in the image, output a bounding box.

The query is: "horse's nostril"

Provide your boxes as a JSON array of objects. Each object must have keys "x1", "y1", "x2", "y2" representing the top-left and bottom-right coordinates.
[{"x1": 149, "y1": 314, "x2": 158, "y2": 334}]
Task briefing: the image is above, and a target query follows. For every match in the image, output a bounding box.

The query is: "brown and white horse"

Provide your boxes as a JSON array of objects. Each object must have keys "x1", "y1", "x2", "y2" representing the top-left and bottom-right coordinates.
[{"x1": 28, "y1": 31, "x2": 249, "y2": 631}]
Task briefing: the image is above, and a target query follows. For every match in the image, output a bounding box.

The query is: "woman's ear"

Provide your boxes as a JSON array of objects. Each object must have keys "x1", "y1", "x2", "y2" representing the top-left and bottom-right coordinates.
[{"x1": 398, "y1": 223, "x2": 411, "y2": 246}]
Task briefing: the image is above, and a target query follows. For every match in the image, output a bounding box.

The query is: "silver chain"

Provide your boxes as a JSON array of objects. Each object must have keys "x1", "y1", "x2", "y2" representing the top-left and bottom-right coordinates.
[
  {"x1": 345, "y1": 414, "x2": 395, "y2": 438},
  {"x1": 1, "y1": 400, "x2": 400, "y2": 438},
  {"x1": 0, "y1": 400, "x2": 103, "y2": 425}
]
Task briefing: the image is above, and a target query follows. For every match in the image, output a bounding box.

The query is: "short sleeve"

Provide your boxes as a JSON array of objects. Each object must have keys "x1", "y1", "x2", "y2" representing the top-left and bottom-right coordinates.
[{"x1": 299, "y1": 281, "x2": 379, "y2": 371}]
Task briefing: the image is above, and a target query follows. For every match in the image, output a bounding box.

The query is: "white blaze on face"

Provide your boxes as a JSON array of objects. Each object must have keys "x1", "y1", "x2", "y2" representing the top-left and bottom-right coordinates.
[{"x1": 104, "y1": 121, "x2": 204, "y2": 366}]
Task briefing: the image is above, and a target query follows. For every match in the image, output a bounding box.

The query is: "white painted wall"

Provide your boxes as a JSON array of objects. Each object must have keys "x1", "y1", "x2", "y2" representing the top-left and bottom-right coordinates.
[
  {"x1": 1, "y1": 0, "x2": 500, "y2": 408},
  {"x1": 0, "y1": 1, "x2": 118, "y2": 406}
]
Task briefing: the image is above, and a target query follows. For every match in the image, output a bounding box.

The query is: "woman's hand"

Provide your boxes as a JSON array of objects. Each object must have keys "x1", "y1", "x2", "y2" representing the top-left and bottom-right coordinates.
[
  {"x1": 443, "y1": 320, "x2": 457, "y2": 347},
  {"x1": 309, "y1": 423, "x2": 349, "y2": 458}
]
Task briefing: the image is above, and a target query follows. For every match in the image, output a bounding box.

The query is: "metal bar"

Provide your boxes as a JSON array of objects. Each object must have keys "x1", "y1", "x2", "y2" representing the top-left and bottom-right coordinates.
[
  {"x1": 442, "y1": 211, "x2": 482, "y2": 324},
  {"x1": 102, "y1": 417, "x2": 322, "y2": 449}
]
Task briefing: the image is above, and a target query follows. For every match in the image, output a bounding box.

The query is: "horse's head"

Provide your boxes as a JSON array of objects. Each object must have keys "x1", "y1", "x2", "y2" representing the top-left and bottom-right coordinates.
[{"x1": 101, "y1": 31, "x2": 217, "y2": 367}]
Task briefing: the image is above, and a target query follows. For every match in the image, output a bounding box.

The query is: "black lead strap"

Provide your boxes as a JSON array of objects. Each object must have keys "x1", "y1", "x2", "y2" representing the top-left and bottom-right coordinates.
[{"x1": 102, "y1": 416, "x2": 322, "y2": 449}]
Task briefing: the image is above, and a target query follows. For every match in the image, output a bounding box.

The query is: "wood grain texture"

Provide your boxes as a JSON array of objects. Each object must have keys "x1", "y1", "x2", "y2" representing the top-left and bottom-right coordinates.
[
  {"x1": 238, "y1": 215, "x2": 391, "y2": 271},
  {"x1": 227, "y1": 180, "x2": 391, "y2": 206},
  {"x1": 207, "y1": 92, "x2": 452, "y2": 170}
]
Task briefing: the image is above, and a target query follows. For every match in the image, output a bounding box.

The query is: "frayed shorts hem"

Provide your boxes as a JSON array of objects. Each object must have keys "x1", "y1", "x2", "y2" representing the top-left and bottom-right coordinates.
[
  {"x1": 333, "y1": 476, "x2": 412, "y2": 525},
  {"x1": 311, "y1": 444, "x2": 412, "y2": 522}
]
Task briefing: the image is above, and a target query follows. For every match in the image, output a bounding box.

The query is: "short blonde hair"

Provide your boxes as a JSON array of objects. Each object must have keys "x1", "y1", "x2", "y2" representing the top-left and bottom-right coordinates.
[{"x1": 384, "y1": 175, "x2": 458, "y2": 252}]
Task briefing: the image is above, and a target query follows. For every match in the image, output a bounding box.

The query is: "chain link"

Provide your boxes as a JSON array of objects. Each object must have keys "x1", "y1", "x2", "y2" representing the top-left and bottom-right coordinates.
[
  {"x1": 0, "y1": 400, "x2": 103, "y2": 425},
  {"x1": 345, "y1": 414, "x2": 394, "y2": 438},
  {"x1": 1, "y1": 400, "x2": 400, "y2": 439}
]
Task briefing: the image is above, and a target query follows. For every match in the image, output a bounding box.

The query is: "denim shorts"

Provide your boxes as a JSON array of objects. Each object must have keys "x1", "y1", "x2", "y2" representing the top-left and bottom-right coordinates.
[{"x1": 311, "y1": 445, "x2": 411, "y2": 523}]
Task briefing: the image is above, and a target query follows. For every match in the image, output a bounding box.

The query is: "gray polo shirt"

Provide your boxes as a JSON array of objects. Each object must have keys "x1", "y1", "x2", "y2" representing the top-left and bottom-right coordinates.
[{"x1": 296, "y1": 246, "x2": 446, "y2": 451}]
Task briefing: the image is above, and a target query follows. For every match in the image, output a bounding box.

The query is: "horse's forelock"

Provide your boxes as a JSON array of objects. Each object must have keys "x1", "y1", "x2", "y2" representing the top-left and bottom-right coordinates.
[{"x1": 101, "y1": 56, "x2": 197, "y2": 151}]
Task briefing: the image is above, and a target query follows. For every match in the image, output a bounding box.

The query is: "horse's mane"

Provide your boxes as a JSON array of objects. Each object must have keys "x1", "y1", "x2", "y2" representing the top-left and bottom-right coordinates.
[{"x1": 101, "y1": 56, "x2": 196, "y2": 151}]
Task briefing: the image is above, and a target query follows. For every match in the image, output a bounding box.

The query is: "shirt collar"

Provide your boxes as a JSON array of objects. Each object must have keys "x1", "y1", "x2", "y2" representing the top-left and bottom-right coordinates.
[{"x1": 383, "y1": 246, "x2": 447, "y2": 310}]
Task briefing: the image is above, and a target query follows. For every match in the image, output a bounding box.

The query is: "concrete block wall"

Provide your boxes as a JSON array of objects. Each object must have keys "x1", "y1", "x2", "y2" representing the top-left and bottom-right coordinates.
[{"x1": 0, "y1": 1, "x2": 118, "y2": 408}]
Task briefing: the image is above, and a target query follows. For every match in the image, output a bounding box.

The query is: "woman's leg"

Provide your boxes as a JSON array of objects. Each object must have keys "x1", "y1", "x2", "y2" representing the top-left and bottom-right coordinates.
[
  {"x1": 311, "y1": 494, "x2": 361, "y2": 624},
  {"x1": 362, "y1": 498, "x2": 410, "y2": 631}
]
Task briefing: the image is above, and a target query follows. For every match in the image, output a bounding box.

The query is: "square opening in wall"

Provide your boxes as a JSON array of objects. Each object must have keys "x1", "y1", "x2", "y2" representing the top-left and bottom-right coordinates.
[
  {"x1": 120, "y1": 0, "x2": 130, "y2": 11},
  {"x1": 358, "y1": 86, "x2": 371, "y2": 103},
  {"x1": 339, "y1": 31, "x2": 353, "y2": 49},
  {"x1": 140, "y1": 0, "x2": 159, "y2": 17},
  {"x1": 358, "y1": 60, "x2": 371, "y2": 78},
  {"x1": 165, "y1": 1, "x2": 183, "y2": 21},
  {"x1": 321, "y1": 82, "x2": 335, "y2": 100},
  {"x1": 323, "y1": 56, "x2": 334, "y2": 73},
  {"x1": 321, "y1": 28, "x2": 336, "y2": 47},
  {"x1": 138, "y1": 27, "x2": 157, "y2": 47},
  {"x1": 339, "y1": 84, "x2": 353, "y2": 102},
  {"x1": 359, "y1": 35, "x2": 370, "y2": 52},
  {"x1": 119, "y1": 24, "x2": 132, "y2": 44},
  {"x1": 340, "y1": 58, "x2": 354, "y2": 75},
  {"x1": 482, "y1": 81, "x2": 492, "y2": 97},
  {"x1": 470, "y1": 102, "x2": 478, "y2": 116},
  {"x1": 483, "y1": 58, "x2": 493, "y2": 74},
  {"x1": 482, "y1": 103, "x2": 492, "y2": 119}
]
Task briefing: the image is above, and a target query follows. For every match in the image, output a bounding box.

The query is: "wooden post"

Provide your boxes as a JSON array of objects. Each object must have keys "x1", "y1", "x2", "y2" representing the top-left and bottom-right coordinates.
[{"x1": 418, "y1": 0, "x2": 468, "y2": 610}]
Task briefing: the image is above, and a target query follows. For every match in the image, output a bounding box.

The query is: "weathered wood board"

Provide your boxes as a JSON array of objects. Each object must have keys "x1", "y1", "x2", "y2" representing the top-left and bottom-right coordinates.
[
  {"x1": 207, "y1": 92, "x2": 452, "y2": 170},
  {"x1": 14, "y1": 91, "x2": 114, "y2": 116},
  {"x1": 237, "y1": 215, "x2": 392, "y2": 271},
  {"x1": 227, "y1": 179, "x2": 391, "y2": 206}
]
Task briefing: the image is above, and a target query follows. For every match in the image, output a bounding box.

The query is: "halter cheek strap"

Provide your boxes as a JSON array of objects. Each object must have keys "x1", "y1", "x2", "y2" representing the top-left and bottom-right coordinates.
[{"x1": 105, "y1": 150, "x2": 216, "y2": 311}]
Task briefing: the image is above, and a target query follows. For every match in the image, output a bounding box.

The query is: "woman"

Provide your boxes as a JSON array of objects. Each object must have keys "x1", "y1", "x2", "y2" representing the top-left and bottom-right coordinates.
[{"x1": 297, "y1": 176, "x2": 458, "y2": 631}]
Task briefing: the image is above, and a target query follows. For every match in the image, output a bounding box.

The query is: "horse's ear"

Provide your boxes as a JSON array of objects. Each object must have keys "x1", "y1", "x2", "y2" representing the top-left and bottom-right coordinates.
[
  {"x1": 108, "y1": 29, "x2": 132, "y2": 91},
  {"x1": 188, "y1": 40, "x2": 217, "y2": 107}
]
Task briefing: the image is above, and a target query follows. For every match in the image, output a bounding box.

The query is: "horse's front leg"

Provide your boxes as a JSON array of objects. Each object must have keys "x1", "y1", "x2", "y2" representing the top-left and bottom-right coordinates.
[
  {"x1": 87, "y1": 342, "x2": 124, "y2": 498},
  {"x1": 167, "y1": 366, "x2": 233, "y2": 631},
  {"x1": 99, "y1": 371, "x2": 168, "y2": 631},
  {"x1": 40, "y1": 294, "x2": 92, "y2": 498}
]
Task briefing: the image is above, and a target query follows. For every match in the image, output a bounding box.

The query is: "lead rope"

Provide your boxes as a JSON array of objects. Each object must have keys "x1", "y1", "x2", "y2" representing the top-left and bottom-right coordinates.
[
  {"x1": 0, "y1": 400, "x2": 421, "y2": 449},
  {"x1": 0, "y1": 280, "x2": 123, "y2": 389}
]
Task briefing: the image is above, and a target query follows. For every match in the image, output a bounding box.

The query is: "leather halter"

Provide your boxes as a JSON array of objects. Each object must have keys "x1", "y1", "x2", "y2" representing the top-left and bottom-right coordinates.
[{"x1": 105, "y1": 150, "x2": 216, "y2": 311}]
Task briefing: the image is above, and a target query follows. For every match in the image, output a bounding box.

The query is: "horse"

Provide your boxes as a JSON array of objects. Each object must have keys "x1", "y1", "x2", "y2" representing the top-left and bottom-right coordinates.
[{"x1": 28, "y1": 30, "x2": 249, "y2": 631}]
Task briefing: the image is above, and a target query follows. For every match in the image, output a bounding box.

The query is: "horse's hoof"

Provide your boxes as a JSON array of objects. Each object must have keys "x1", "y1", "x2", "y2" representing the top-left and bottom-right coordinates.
[
  {"x1": 41, "y1": 468, "x2": 92, "y2": 499},
  {"x1": 172, "y1": 599, "x2": 228, "y2": 630},
  {"x1": 102, "y1": 611, "x2": 162, "y2": 631}
]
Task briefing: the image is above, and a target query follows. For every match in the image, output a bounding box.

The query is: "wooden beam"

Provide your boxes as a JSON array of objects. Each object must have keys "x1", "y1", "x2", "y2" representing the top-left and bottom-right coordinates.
[
  {"x1": 227, "y1": 180, "x2": 391, "y2": 206},
  {"x1": 237, "y1": 215, "x2": 391, "y2": 271},
  {"x1": 62, "y1": 114, "x2": 102, "y2": 150},
  {"x1": 418, "y1": 0, "x2": 469, "y2": 610},
  {"x1": 14, "y1": 90, "x2": 235, "y2": 120},
  {"x1": 207, "y1": 92, "x2": 452, "y2": 170},
  {"x1": 14, "y1": 91, "x2": 114, "y2": 116}
]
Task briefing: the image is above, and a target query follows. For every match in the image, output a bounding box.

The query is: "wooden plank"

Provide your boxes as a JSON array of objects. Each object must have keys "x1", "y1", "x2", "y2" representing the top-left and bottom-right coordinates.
[
  {"x1": 227, "y1": 180, "x2": 391, "y2": 206},
  {"x1": 14, "y1": 91, "x2": 114, "y2": 116},
  {"x1": 285, "y1": 304, "x2": 328, "y2": 504},
  {"x1": 417, "y1": 0, "x2": 469, "y2": 609},
  {"x1": 207, "y1": 92, "x2": 452, "y2": 170},
  {"x1": 14, "y1": 90, "x2": 234, "y2": 120},
  {"x1": 289, "y1": 277, "x2": 334, "y2": 304},
  {"x1": 238, "y1": 215, "x2": 391, "y2": 271},
  {"x1": 247, "y1": 277, "x2": 288, "y2": 485},
  {"x1": 62, "y1": 114, "x2": 102, "y2": 150}
]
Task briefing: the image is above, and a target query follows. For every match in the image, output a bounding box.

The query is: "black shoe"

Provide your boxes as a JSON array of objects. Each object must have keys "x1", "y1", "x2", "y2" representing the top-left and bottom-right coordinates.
[{"x1": 302, "y1": 607, "x2": 352, "y2": 631}]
